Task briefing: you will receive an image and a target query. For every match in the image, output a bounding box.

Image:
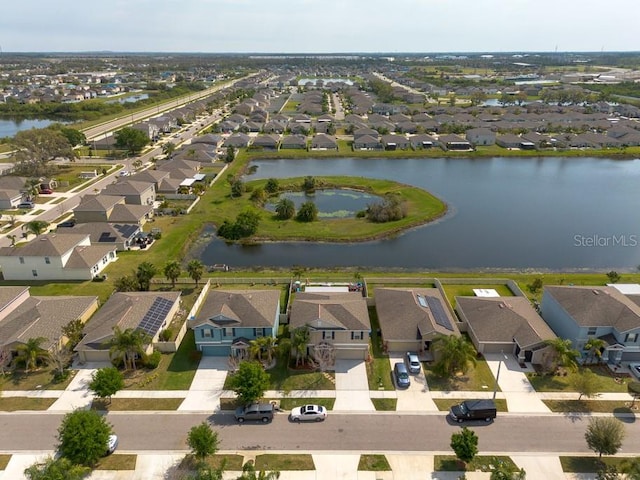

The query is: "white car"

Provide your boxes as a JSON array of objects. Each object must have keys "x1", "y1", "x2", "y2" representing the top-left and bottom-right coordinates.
[
  {"x1": 106, "y1": 434, "x2": 118, "y2": 455},
  {"x1": 289, "y1": 404, "x2": 327, "y2": 422},
  {"x1": 629, "y1": 363, "x2": 640, "y2": 380},
  {"x1": 119, "y1": 170, "x2": 130, "y2": 177}
]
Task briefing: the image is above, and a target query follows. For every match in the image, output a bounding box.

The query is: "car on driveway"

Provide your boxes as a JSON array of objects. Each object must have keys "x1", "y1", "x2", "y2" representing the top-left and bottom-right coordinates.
[
  {"x1": 393, "y1": 362, "x2": 411, "y2": 388},
  {"x1": 406, "y1": 352, "x2": 421, "y2": 374},
  {"x1": 106, "y1": 434, "x2": 118, "y2": 455},
  {"x1": 289, "y1": 404, "x2": 327, "y2": 422},
  {"x1": 630, "y1": 363, "x2": 640, "y2": 380}
]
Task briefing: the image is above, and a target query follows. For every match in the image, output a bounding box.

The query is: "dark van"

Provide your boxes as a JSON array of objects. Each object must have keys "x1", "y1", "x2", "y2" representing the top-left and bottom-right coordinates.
[{"x1": 449, "y1": 399, "x2": 497, "y2": 423}]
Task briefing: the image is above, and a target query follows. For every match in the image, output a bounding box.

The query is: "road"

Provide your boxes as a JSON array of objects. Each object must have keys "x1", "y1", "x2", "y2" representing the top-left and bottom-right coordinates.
[{"x1": 1, "y1": 412, "x2": 639, "y2": 454}]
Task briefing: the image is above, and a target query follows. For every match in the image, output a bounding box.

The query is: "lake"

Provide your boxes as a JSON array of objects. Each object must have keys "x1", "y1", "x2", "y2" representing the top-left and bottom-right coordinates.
[
  {"x1": 0, "y1": 118, "x2": 63, "y2": 138},
  {"x1": 265, "y1": 189, "x2": 380, "y2": 218},
  {"x1": 193, "y1": 157, "x2": 640, "y2": 271}
]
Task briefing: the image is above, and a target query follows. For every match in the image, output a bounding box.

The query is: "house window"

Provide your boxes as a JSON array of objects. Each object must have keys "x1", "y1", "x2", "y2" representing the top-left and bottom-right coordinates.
[
  {"x1": 587, "y1": 327, "x2": 597, "y2": 336},
  {"x1": 322, "y1": 331, "x2": 335, "y2": 340},
  {"x1": 44, "y1": 257, "x2": 50, "y2": 264},
  {"x1": 626, "y1": 333, "x2": 638, "y2": 343},
  {"x1": 32, "y1": 270, "x2": 38, "y2": 277},
  {"x1": 351, "y1": 331, "x2": 363, "y2": 340},
  {"x1": 224, "y1": 328, "x2": 233, "y2": 337},
  {"x1": 255, "y1": 328, "x2": 264, "y2": 337},
  {"x1": 19, "y1": 257, "x2": 25, "y2": 264},
  {"x1": 202, "y1": 329, "x2": 212, "y2": 338}
]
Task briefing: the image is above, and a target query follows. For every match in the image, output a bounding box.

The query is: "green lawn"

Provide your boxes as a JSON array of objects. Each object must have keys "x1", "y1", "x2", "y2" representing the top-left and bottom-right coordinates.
[
  {"x1": 264, "y1": 359, "x2": 335, "y2": 391},
  {"x1": 560, "y1": 456, "x2": 628, "y2": 473},
  {"x1": 424, "y1": 358, "x2": 499, "y2": 392},
  {"x1": 432, "y1": 398, "x2": 508, "y2": 412},
  {"x1": 542, "y1": 399, "x2": 636, "y2": 413},
  {"x1": 0, "y1": 368, "x2": 77, "y2": 391},
  {"x1": 366, "y1": 306, "x2": 394, "y2": 391},
  {"x1": 434, "y1": 455, "x2": 518, "y2": 472},
  {"x1": 441, "y1": 283, "x2": 515, "y2": 308},
  {"x1": 371, "y1": 398, "x2": 397, "y2": 411},
  {"x1": 526, "y1": 366, "x2": 630, "y2": 393},
  {"x1": 0, "y1": 455, "x2": 10, "y2": 470},
  {"x1": 358, "y1": 454, "x2": 391, "y2": 471},
  {"x1": 254, "y1": 454, "x2": 315, "y2": 471},
  {"x1": 0, "y1": 397, "x2": 57, "y2": 411},
  {"x1": 91, "y1": 398, "x2": 183, "y2": 411},
  {"x1": 95, "y1": 454, "x2": 137, "y2": 470}
]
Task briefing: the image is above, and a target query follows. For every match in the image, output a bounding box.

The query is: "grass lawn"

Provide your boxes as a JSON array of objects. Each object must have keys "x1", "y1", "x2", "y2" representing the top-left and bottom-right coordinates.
[
  {"x1": 0, "y1": 455, "x2": 11, "y2": 470},
  {"x1": 264, "y1": 359, "x2": 335, "y2": 391},
  {"x1": 424, "y1": 359, "x2": 499, "y2": 392},
  {"x1": 91, "y1": 398, "x2": 183, "y2": 411},
  {"x1": 441, "y1": 283, "x2": 515, "y2": 307},
  {"x1": 432, "y1": 398, "x2": 508, "y2": 412},
  {"x1": 366, "y1": 306, "x2": 394, "y2": 391},
  {"x1": 526, "y1": 366, "x2": 631, "y2": 393},
  {"x1": 0, "y1": 397, "x2": 57, "y2": 411},
  {"x1": 358, "y1": 454, "x2": 391, "y2": 471},
  {"x1": 205, "y1": 454, "x2": 244, "y2": 470},
  {"x1": 95, "y1": 454, "x2": 137, "y2": 470},
  {"x1": 542, "y1": 399, "x2": 637, "y2": 413},
  {"x1": 254, "y1": 454, "x2": 315, "y2": 471},
  {"x1": 371, "y1": 398, "x2": 397, "y2": 411},
  {"x1": 434, "y1": 455, "x2": 518, "y2": 472},
  {"x1": 123, "y1": 329, "x2": 199, "y2": 390},
  {"x1": 560, "y1": 456, "x2": 628, "y2": 473},
  {"x1": 0, "y1": 368, "x2": 77, "y2": 391}
]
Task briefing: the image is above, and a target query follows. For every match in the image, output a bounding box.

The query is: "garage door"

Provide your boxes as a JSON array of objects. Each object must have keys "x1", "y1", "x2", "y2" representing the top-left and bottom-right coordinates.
[
  {"x1": 335, "y1": 348, "x2": 368, "y2": 360},
  {"x1": 201, "y1": 345, "x2": 231, "y2": 356}
]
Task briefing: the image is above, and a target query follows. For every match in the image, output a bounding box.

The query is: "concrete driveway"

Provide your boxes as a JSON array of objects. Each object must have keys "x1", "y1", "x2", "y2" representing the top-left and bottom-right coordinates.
[
  {"x1": 178, "y1": 357, "x2": 229, "y2": 412},
  {"x1": 333, "y1": 359, "x2": 374, "y2": 411},
  {"x1": 388, "y1": 355, "x2": 439, "y2": 412},
  {"x1": 48, "y1": 363, "x2": 109, "y2": 411}
]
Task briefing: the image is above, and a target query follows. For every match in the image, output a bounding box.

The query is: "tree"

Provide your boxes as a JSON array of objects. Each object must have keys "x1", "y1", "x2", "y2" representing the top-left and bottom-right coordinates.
[
  {"x1": 187, "y1": 422, "x2": 219, "y2": 463},
  {"x1": 136, "y1": 261, "x2": 157, "y2": 291},
  {"x1": 585, "y1": 417, "x2": 625, "y2": 458},
  {"x1": 217, "y1": 210, "x2": 260, "y2": 241},
  {"x1": 227, "y1": 360, "x2": 270, "y2": 405},
  {"x1": 109, "y1": 326, "x2": 150, "y2": 371},
  {"x1": 296, "y1": 201, "x2": 318, "y2": 222},
  {"x1": 572, "y1": 368, "x2": 600, "y2": 400},
  {"x1": 291, "y1": 326, "x2": 310, "y2": 367},
  {"x1": 24, "y1": 456, "x2": 90, "y2": 480},
  {"x1": 236, "y1": 461, "x2": 280, "y2": 480},
  {"x1": 48, "y1": 343, "x2": 72, "y2": 380},
  {"x1": 489, "y1": 458, "x2": 526, "y2": 480},
  {"x1": 57, "y1": 409, "x2": 112, "y2": 466},
  {"x1": 275, "y1": 198, "x2": 295, "y2": 220},
  {"x1": 164, "y1": 260, "x2": 182, "y2": 288},
  {"x1": 606, "y1": 271, "x2": 621, "y2": 283},
  {"x1": 544, "y1": 338, "x2": 580, "y2": 373},
  {"x1": 527, "y1": 277, "x2": 543, "y2": 294},
  {"x1": 62, "y1": 319, "x2": 84, "y2": 350},
  {"x1": 302, "y1": 176, "x2": 316, "y2": 192},
  {"x1": 621, "y1": 457, "x2": 640, "y2": 479},
  {"x1": 450, "y1": 427, "x2": 478, "y2": 467},
  {"x1": 584, "y1": 338, "x2": 606, "y2": 365},
  {"x1": 249, "y1": 336, "x2": 278, "y2": 365},
  {"x1": 114, "y1": 127, "x2": 149, "y2": 155},
  {"x1": 57, "y1": 126, "x2": 87, "y2": 147},
  {"x1": 264, "y1": 178, "x2": 279, "y2": 194},
  {"x1": 225, "y1": 146, "x2": 236, "y2": 163},
  {"x1": 23, "y1": 220, "x2": 50, "y2": 237},
  {"x1": 16, "y1": 337, "x2": 49, "y2": 372},
  {"x1": 469, "y1": 90, "x2": 488, "y2": 107},
  {"x1": 114, "y1": 274, "x2": 140, "y2": 292},
  {"x1": 162, "y1": 142, "x2": 177, "y2": 156},
  {"x1": 231, "y1": 179, "x2": 244, "y2": 197},
  {"x1": 89, "y1": 367, "x2": 124, "y2": 404},
  {"x1": 11, "y1": 128, "x2": 73, "y2": 176},
  {"x1": 187, "y1": 259, "x2": 205, "y2": 286},
  {"x1": 432, "y1": 334, "x2": 477, "y2": 377}
]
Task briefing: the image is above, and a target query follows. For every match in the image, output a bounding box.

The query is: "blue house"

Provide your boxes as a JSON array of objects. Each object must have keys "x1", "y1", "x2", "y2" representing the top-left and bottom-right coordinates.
[
  {"x1": 541, "y1": 286, "x2": 640, "y2": 365},
  {"x1": 190, "y1": 289, "x2": 281, "y2": 357}
]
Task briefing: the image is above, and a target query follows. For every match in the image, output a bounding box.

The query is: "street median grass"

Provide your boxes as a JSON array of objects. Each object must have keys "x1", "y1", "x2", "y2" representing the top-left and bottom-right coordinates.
[
  {"x1": 560, "y1": 456, "x2": 627, "y2": 473},
  {"x1": 358, "y1": 454, "x2": 391, "y2": 471},
  {"x1": 95, "y1": 454, "x2": 137, "y2": 471},
  {"x1": 371, "y1": 398, "x2": 397, "y2": 411},
  {"x1": 434, "y1": 455, "x2": 518, "y2": 472},
  {"x1": 542, "y1": 399, "x2": 636, "y2": 413},
  {"x1": 90, "y1": 398, "x2": 183, "y2": 411},
  {"x1": 0, "y1": 397, "x2": 57, "y2": 411},
  {"x1": 254, "y1": 454, "x2": 315, "y2": 471},
  {"x1": 0, "y1": 455, "x2": 11, "y2": 470}
]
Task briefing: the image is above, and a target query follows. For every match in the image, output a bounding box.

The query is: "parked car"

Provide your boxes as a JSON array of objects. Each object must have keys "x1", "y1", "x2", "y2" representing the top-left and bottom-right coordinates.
[
  {"x1": 119, "y1": 170, "x2": 130, "y2": 177},
  {"x1": 289, "y1": 404, "x2": 327, "y2": 422},
  {"x1": 234, "y1": 403, "x2": 274, "y2": 423},
  {"x1": 106, "y1": 434, "x2": 118, "y2": 455},
  {"x1": 17, "y1": 201, "x2": 34, "y2": 209},
  {"x1": 393, "y1": 362, "x2": 410, "y2": 388},
  {"x1": 39, "y1": 188, "x2": 53, "y2": 194},
  {"x1": 629, "y1": 363, "x2": 640, "y2": 380},
  {"x1": 57, "y1": 219, "x2": 76, "y2": 228},
  {"x1": 449, "y1": 399, "x2": 497, "y2": 423},
  {"x1": 406, "y1": 352, "x2": 421, "y2": 374}
]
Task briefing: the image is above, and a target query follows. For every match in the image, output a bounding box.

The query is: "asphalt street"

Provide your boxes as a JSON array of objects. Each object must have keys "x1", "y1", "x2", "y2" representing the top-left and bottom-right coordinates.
[{"x1": 1, "y1": 412, "x2": 638, "y2": 454}]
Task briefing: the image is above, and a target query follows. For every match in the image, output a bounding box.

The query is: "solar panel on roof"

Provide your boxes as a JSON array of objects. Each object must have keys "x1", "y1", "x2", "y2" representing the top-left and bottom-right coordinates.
[
  {"x1": 425, "y1": 296, "x2": 454, "y2": 331},
  {"x1": 137, "y1": 297, "x2": 175, "y2": 336},
  {"x1": 416, "y1": 294, "x2": 428, "y2": 308}
]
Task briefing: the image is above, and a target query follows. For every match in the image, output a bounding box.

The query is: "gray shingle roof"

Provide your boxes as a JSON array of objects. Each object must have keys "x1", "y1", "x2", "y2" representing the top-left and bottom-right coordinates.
[
  {"x1": 74, "y1": 194, "x2": 124, "y2": 212},
  {"x1": 289, "y1": 292, "x2": 370, "y2": 331},
  {"x1": 0, "y1": 233, "x2": 90, "y2": 257},
  {"x1": 191, "y1": 289, "x2": 280, "y2": 329}
]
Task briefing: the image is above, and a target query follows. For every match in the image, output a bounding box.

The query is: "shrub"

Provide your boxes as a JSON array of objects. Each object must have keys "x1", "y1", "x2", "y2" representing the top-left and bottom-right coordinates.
[
  {"x1": 143, "y1": 350, "x2": 162, "y2": 369},
  {"x1": 159, "y1": 329, "x2": 173, "y2": 341},
  {"x1": 366, "y1": 194, "x2": 407, "y2": 223}
]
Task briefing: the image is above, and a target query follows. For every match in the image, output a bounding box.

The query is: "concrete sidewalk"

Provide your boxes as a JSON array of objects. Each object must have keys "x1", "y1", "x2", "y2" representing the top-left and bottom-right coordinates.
[{"x1": 47, "y1": 364, "x2": 104, "y2": 411}]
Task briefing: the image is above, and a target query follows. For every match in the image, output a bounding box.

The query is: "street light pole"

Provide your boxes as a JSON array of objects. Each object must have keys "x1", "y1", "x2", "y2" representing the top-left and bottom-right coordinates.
[{"x1": 493, "y1": 350, "x2": 507, "y2": 400}]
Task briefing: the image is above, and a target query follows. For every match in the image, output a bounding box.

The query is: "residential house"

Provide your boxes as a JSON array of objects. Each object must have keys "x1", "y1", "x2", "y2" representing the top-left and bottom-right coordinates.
[
  {"x1": 75, "y1": 291, "x2": 181, "y2": 363},
  {"x1": 251, "y1": 134, "x2": 280, "y2": 150},
  {"x1": 409, "y1": 134, "x2": 438, "y2": 150},
  {"x1": 455, "y1": 296, "x2": 556, "y2": 364},
  {"x1": 438, "y1": 134, "x2": 472, "y2": 151},
  {"x1": 289, "y1": 292, "x2": 371, "y2": 360},
  {"x1": 310, "y1": 134, "x2": 338, "y2": 150},
  {"x1": 189, "y1": 289, "x2": 281, "y2": 357},
  {"x1": 73, "y1": 195, "x2": 153, "y2": 226},
  {"x1": 66, "y1": 222, "x2": 141, "y2": 251},
  {"x1": 374, "y1": 287, "x2": 460, "y2": 355},
  {"x1": 223, "y1": 133, "x2": 252, "y2": 148},
  {"x1": 280, "y1": 134, "x2": 308, "y2": 150},
  {"x1": 381, "y1": 134, "x2": 410, "y2": 151},
  {"x1": 0, "y1": 233, "x2": 117, "y2": 281},
  {"x1": 353, "y1": 134, "x2": 382, "y2": 150},
  {"x1": 103, "y1": 180, "x2": 156, "y2": 206},
  {"x1": 541, "y1": 285, "x2": 640, "y2": 364},
  {"x1": 466, "y1": 128, "x2": 496, "y2": 146}
]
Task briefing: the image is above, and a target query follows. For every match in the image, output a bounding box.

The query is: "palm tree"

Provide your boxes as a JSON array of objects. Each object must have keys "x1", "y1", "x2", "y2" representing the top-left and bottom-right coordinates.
[
  {"x1": 545, "y1": 337, "x2": 580, "y2": 373},
  {"x1": 136, "y1": 261, "x2": 157, "y2": 291},
  {"x1": 432, "y1": 334, "x2": 477, "y2": 377},
  {"x1": 23, "y1": 220, "x2": 50, "y2": 237},
  {"x1": 261, "y1": 336, "x2": 278, "y2": 364},
  {"x1": 584, "y1": 338, "x2": 606, "y2": 365},
  {"x1": 163, "y1": 260, "x2": 181, "y2": 288},
  {"x1": 108, "y1": 327, "x2": 150, "y2": 371},
  {"x1": 16, "y1": 337, "x2": 49, "y2": 372},
  {"x1": 291, "y1": 326, "x2": 310, "y2": 367},
  {"x1": 162, "y1": 142, "x2": 176, "y2": 156},
  {"x1": 275, "y1": 198, "x2": 295, "y2": 220},
  {"x1": 187, "y1": 259, "x2": 205, "y2": 286},
  {"x1": 249, "y1": 337, "x2": 265, "y2": 362}
]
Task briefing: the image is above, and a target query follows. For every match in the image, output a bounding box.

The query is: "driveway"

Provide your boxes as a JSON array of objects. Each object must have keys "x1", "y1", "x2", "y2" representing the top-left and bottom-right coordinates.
[
  {"x1": 388, "y1": 355, "x2": 438, "y2": 412},
  {"x1": 178, "y1": 357, "x2": 229, "y2": 412},
  {"x1": 48, "y1": 363, "x2": 108, "y2": 411},
  {"x1": 333, "y1": 359, "x2": 374, "y2": 411}
]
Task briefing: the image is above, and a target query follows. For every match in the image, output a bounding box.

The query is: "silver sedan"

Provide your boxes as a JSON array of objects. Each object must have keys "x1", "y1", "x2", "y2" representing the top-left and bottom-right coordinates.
[{"x1": 289, "y1": 404, "x2": 328, "y2": 422}]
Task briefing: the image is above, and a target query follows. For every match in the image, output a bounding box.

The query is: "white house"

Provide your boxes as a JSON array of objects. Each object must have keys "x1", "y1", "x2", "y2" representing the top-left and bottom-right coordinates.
[{"x1": 0, "y1": 233, "x2": 117, "y2": 281}]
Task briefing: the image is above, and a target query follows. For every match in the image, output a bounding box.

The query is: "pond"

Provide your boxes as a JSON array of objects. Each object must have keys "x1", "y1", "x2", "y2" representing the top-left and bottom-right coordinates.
[
  {"x1": 105, "y1": 93, "x2": 150, "y2": 104},
  {"x1": 264, "y1": 189, "x2": 380, "y2": 219},
  {"x1": 0, "y1": 118, "x2": 65, "y2": 138},
  {"x1": 192, "y1": 157, "x2": 640, "y2": 271}
]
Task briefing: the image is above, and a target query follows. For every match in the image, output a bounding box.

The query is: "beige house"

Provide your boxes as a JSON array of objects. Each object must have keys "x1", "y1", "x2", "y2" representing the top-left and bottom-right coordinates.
[
  {"x1": 289, "y1": 292, "x2": 371, "y2": 361},
  {"x1": 102, "y1": 180, "x2": 156, "y2": 206},
  {"x1": 75, "y1": 291, "x2": 181, "y2": 363},
  {"x1": 374, "y1": 287, "x2": 460, "y2": 356},
  {"x1": 73, "y1": 194, "x2": 153, "y2": 226}
]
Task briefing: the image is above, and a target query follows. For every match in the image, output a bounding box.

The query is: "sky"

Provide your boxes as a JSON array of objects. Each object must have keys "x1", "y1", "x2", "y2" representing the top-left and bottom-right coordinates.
[{"x1": 2, "y1": 0, "x2": 639, "y2": 53}]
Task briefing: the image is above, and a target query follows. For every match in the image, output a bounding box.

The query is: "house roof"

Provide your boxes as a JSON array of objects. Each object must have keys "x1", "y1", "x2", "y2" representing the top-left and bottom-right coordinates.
[
  {"x1": 0, "y1": 233, "x2": 90, "y2": 258},
  {"x1": 289, "y1": 292, "x2": 370, "y2": 331},
  {"x1": 64, "y1": 244, "x2": 117, "y2": 269},
  {"x1": 544, "y1": 286, "x2": 640, "y2": 333},
  {"x1": 0, "y1": 294, "x2": 98, "y2": 351},
  {"x1": 374, "y1": 287, "x2": 460, "y2": 341},
  {"x1": 107, "y1": 204, "x2": 153, "y2": 223},
  {"x1": 457, "y1": 296, "x2": 556, "y2": 349},
  {"x1": 76, "y1": 291, "x2": 181, "y2": 352},
  {"x1": 74, "y1": 194, "x2": 124, "y2": 212},
  {"x1": 103, "y1": 180, "x2": 155, "y2": 196},
  {"x1": 191, "y1": 289, "x2": 280, "y2": 329},
  {"x1": 72, "y1": 223, "x2": 140, "y2": 245}
]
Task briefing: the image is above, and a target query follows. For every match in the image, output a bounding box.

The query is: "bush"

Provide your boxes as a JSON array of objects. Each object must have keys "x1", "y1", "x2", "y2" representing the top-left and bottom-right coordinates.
[
  {"x1": 366, "y1": 194, "x2": 407, "y2": 223},
  {"x1": 159, "y1": 328, "x2": 173, "y2": 341},
  {"x1": 143, "y1": 350, "x2": 162, "y2": 369}
]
